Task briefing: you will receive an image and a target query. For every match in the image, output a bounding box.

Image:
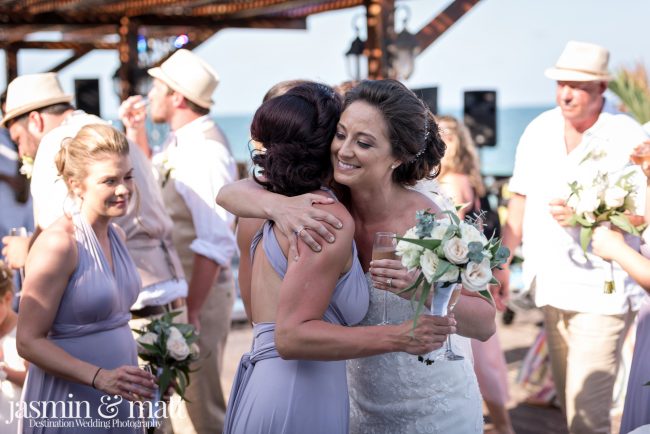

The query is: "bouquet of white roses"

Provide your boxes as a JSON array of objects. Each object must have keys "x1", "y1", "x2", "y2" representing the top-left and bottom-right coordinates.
[
  {"x1": 134, "y1": 312, "x2": 200, "y2": 400},
  {"x1": 566, "y1": 167, "x2": 645, "y2": 293},
  {"x1": 396, "y1": 209, "x2": 510, "y2": 325}
]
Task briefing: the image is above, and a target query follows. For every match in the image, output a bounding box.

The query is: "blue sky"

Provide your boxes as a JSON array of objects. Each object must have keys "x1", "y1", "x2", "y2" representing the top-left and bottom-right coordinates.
[{"x1": 1, "y1": 0, "x2": 648, "y2": 117}]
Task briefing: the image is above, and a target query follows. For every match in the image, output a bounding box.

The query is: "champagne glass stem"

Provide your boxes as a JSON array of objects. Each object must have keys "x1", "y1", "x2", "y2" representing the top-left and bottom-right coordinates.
[{"x1": 382, "y1": 289, "x2": 388, "y2": 324}]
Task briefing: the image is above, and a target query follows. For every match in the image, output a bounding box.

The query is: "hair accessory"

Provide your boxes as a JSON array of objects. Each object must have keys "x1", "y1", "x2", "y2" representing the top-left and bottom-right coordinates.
[
  {"x1": 316, "y1": 83, "x2": 336, "y2": 100},
  {"x1": 410, "y1": 116, "x2": 430, "y2": 162}
]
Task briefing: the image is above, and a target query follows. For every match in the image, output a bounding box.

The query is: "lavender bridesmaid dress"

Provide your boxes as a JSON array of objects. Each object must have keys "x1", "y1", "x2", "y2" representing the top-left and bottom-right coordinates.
[
  {"x1": 224, "y1": 220, "x2": 369, "y2": 434},
  {"x1": 20, "y1": 213, "x2": 141, "y2": 433},
  {"x1": 620, "y1": 297, "x2": 650, "y2": 434}
]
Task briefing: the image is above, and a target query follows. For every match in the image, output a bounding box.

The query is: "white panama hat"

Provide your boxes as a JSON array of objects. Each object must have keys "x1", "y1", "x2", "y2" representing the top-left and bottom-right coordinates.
[
  {"x1": 544, "y1": 40, "x2": 612, "y2": 82},
  {"x1": 2, "y1": 72, "x2": 73, "y2": 126},
  {"x1": 148, "y1": 49, "x2": 219, "y2": 109}
]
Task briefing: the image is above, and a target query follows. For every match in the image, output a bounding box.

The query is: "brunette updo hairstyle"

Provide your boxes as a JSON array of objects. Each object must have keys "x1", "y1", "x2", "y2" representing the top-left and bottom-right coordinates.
[
  {"x1": 343, "y1": 79, "x2": 446, "y2": 186},
  {"x1": 55, "y1": 124, "x2": 130, "y2": 193},
  {"x1": 251, "y1": 82, "x2": 341, "y2": 196}
]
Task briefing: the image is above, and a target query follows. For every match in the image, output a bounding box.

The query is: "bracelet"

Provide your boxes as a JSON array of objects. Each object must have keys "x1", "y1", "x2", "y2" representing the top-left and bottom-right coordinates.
[{"x1": 91, "y1": 367, "x2": 102, "y2": 389}]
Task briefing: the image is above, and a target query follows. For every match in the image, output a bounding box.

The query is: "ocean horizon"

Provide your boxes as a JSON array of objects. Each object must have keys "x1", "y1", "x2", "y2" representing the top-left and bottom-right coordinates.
[{"x1": 141, "y1": 105, "x2": 553, "y2": 178}]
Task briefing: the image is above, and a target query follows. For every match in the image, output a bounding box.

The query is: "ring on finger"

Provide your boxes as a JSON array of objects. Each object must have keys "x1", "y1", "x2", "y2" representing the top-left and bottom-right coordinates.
[
  {"x1": 294, "y1": 225, "x2": 305, "y2": 236},
  {"x1": 387, "y1": 278, "x2": 393, "y2": 288}
]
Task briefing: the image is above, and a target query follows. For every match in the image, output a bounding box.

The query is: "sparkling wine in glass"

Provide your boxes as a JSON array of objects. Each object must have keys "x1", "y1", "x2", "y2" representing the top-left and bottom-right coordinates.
[
  {"x1": 372, "y1": 232, "x2": 397, "y2": 325},
  {"x1": 444, "y1": 285, "x2": 464, "y2": 361},
  {"x1": 630, "y1": 142, "x2": 650, "y2": 165},
  {"x1": 9, "y1": 227, "x2": 28, "y2": 285}
]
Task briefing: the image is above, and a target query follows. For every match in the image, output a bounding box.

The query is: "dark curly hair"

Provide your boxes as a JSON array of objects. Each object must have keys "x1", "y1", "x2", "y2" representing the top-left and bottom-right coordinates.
[
  {"x1": 251, "y1": 82, "x2": 342, "y2": 196},
  {"x1": 343, "y1": 79, "x2": 446, "y2": 186}
]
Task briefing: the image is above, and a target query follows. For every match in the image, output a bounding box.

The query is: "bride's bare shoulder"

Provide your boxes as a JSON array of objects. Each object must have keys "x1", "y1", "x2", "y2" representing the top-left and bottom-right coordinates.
[{"x1": 404, "y1": 188, "x2": 443, "y2": 215}]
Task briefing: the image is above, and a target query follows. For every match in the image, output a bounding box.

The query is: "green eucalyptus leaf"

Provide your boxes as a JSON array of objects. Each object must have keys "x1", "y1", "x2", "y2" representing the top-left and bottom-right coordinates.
[
  {"x1": 610, "y1": 213, "x2": 640, "y2": 236},
  {"x1": 396, "y1": 236, "x2": 442, "y2": 250}
]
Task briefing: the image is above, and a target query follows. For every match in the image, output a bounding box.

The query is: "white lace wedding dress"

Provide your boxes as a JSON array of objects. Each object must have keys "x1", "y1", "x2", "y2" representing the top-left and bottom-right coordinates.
[{"x1": 347, "y1": 276, "x2": 484, "y2": 434}]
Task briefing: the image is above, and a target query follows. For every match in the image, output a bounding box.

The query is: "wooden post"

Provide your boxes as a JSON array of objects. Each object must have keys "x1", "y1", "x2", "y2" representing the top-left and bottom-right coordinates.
[
  {"x1": 117, "y1": 16, "x2": 139, "y2": 102},
  {"x1": 5, "y1": 47, "x2": 18, "y2": 84},
  {"x1": 365, "y1": 0, "x2": 394, "y2": 79}
]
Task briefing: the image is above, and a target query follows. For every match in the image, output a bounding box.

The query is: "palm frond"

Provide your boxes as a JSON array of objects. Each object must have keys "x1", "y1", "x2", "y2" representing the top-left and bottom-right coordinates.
[{"x1": 609, "y1": 63, "x2": 650, "y2": 124}]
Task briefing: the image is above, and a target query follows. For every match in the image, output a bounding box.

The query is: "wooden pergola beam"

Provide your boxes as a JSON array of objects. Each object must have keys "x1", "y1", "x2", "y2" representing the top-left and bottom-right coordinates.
[
  {"x1": 415, "y1": 0, "x2": 480, "y2": 51},
  {"x1": 0, "y1": 40, "x2": 117, "y2": 49},
  {"x1": 0, "y1": 13, "x2": 307, "y2": 28},
  {"x1": 365, "y1": 0, "x2": 394, "y2": 80}
]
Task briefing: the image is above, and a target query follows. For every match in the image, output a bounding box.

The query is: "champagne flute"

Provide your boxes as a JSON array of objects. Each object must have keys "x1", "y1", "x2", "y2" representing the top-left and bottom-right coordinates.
[
  {"x1": 9, "y1": 227, "x2": 28, "y2": 286},
  {"x1": 444, "y1": 285, "x2": 464, "y2": 361},
  {"x1": 372, "y1": 232, "x2": 397, "y2": 325},
  {"x1": 630, "y1": 142, "x2": 650, "y2": 165}
]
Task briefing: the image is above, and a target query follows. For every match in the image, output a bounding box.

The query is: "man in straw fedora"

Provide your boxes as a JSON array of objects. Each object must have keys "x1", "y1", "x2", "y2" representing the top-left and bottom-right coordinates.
[
  {"x1": 119, "y1": 48, "x2": 238, "y2": 434},
  {"x1": 496, "y1": 41, "x2": 648, "y2": 433},
  {"x1": 0, "y1": 71, "x2": 189, "y2": 391}
]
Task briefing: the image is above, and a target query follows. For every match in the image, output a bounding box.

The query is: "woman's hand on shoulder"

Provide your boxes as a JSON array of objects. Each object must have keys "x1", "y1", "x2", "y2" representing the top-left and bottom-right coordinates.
[{"x1": 281, "y1": 193, "x2": 346, "y2": 261}]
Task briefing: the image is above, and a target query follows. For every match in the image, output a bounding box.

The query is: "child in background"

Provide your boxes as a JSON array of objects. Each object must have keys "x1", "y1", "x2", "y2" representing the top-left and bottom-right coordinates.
[{"x1": 0, "y1": 260, "x2": 27, "y2": 433}]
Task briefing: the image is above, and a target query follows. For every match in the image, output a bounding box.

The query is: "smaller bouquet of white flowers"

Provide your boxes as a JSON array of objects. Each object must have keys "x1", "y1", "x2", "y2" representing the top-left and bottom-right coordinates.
[
  {"x1": 566, "y1": 167, "x2": 646, "y2": 293},
  {"x1": 396, "y1": 209, "x2": 510, "y2": 326},
  {"x1": 134, "y1": 312, "x2": 200, "y2": 400}
]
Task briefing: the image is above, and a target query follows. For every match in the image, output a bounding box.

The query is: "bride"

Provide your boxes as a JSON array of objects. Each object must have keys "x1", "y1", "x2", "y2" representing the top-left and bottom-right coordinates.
[{"x1": 218, "y1": 79, "x2": 495, "y2": 433}]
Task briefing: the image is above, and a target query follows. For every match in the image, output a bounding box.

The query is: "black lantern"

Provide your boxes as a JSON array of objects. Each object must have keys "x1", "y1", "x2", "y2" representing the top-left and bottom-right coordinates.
[
  {"x1": 345, "y1": 15, "x2": 367, "y2": 81},
  {"x1": 388, "y1": 6, "x2": 420, "y2": 80}
]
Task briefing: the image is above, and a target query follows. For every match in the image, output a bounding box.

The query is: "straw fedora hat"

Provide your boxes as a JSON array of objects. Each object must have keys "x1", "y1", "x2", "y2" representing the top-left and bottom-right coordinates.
[
  {"x1": 544, "y1": 41, "x2": 612, "y2": 82},
  {"x1": 1, "y1": 72, "x2": 73, "y2": 127},
  {"x1": 148, "y1": 49, "x2": 219, "y2": 109}
]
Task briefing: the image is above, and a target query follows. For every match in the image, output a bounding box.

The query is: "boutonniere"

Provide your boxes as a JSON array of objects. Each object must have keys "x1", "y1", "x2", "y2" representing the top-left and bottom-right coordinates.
[{"x1": 19, "y1": 156, "x2": 34, "y2": 179}]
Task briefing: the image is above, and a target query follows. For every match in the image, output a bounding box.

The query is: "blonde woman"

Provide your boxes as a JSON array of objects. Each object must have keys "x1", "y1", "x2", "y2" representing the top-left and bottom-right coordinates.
[{"x1": 17, "y1": 124, "x2": 156, "y2": 433}]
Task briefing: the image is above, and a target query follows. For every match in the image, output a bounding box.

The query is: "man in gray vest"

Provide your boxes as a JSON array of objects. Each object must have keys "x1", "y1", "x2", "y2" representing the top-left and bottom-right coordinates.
[{"x1": 120, "y1": 49, "x2": 238, "y2": 433}]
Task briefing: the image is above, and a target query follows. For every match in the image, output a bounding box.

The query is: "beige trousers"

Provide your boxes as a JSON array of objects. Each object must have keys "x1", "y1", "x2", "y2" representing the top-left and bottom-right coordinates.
[
  {"x1": 543, "y1": 305, "x2": 634, "y2": 434},
  {"x1": 170, "y1": 267, "x2": 234, "y2": 434}
]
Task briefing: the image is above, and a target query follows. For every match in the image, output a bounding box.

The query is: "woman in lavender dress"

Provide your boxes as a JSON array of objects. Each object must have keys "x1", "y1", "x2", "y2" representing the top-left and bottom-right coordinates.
[
  {"x1": 17, "y1": 124, "x2": 156, "y2": 433},
  {"x1": 222, "y1": 82, "x2": 448, "y2": 434},
  {"x1": 592, "y1": 150, "x2": 650, "y2": 434}
]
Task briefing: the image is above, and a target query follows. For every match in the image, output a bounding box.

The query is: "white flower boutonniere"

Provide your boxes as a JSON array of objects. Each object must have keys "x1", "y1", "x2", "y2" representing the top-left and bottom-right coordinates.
[{"x1": 19, "y1": 156, "x2": 34, "y2": 179}]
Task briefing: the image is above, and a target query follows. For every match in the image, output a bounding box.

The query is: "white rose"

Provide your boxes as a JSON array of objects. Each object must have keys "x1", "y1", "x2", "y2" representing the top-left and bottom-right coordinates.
[
  {"x1": 430, "y1": 218, "x2": 452, "y2": 240},
  {"x1": 420, "y1": 250, "x2": 459, "y2": 283},
  {"x1": 461, "y1": 258, "x2": 492, "y2": 292},
  {"x1": 603, "y1": 185, "x2": 627, "y2": 209},
  {"x1": 167, "y1": 327, "x2": 191, "y2": 361},
  {"x1": 459, "y1": 222, "x2": 488, "y2": 246},
  {"x1": 137, "y1": 332, "x2": 158, "y2": 354},
  {"x1": 442, "y1": 237, "x2": 469, "y2": 265},
  {"x1": 575, "y1": 187, "x2": 601, "y2": 215},
  {"x1": 396, "y1": 228, "x2": 423, "y2": 269}
]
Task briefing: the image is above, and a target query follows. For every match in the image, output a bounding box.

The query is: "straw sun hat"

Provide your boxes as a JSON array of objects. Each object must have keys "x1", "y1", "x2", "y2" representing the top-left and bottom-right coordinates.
[
  {"x1": 1, "y1": 72, "x2": 73, "y2": 127},
  {"x1": 148, "y1": 49, "x2": 219, "y2": 109},
  {"x1": 544, "y1": 40, "x2": 612, "y2": 82}
]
